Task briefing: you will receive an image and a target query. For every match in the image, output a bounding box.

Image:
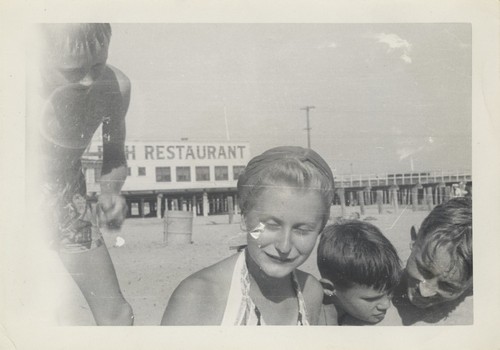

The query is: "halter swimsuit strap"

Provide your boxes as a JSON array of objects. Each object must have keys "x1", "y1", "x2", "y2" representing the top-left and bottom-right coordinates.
[{"x1": 221, "y1": 250, "x2": 309, "y2": 325}]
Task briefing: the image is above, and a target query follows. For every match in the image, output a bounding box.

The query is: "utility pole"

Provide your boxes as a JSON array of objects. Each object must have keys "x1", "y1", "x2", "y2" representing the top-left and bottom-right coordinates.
[{"x1": 300, "y1": 106, "x2": 315, "y2": 149}]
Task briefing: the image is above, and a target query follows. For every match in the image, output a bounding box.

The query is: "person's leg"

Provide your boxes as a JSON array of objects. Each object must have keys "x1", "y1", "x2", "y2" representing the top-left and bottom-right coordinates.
[{"x1": 59, "y1": 244, "x2": 134, "y2": 325}]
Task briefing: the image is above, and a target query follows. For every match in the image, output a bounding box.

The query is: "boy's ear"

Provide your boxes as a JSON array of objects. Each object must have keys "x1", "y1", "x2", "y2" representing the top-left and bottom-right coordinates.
[
  {"x1": 319, "y1": 278, "x2": 336, "y2": 297},
  {"x1": 410, "y1": 225, "x2": 418, "y2": 250}
]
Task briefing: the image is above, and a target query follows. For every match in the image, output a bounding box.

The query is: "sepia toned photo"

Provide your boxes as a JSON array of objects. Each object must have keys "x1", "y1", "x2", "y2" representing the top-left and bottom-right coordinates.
[{"x1": 1, "y1": 1, "x2": 499, "y2": 349}]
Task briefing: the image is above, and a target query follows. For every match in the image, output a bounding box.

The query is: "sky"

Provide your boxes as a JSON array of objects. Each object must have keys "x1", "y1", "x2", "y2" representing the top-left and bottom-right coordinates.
[{"x1": 107, "y1": 23, "x2": 471, "y2": 175}]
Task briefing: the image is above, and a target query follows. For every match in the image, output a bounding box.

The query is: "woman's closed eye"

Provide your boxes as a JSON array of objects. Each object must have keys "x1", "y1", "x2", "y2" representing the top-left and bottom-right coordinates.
[
  {"x1": 293, "y1": 225, "x2": 316, "y2": 235},
  {"x1": 264, "y1": 222, "x2": 281, "y2": 231}
]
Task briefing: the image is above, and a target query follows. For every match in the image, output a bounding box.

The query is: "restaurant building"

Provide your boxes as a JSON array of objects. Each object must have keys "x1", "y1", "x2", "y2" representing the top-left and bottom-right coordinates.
[{"x1": 83, "y1": 140, "x2": 251, "y2": 218}]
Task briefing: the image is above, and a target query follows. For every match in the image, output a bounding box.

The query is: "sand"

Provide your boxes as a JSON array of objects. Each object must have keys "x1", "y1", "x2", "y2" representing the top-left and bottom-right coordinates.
[{"x1": 59, "y1": 204, "x2": 430, "y2": 325}]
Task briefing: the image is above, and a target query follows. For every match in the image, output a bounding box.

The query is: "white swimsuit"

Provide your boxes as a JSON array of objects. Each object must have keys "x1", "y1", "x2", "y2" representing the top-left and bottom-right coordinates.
[{"x1": 221, "y1": 250, "x2": 309, "y2": 325}]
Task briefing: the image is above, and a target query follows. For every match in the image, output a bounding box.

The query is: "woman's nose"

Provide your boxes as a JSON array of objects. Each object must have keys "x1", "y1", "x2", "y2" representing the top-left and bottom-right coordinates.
[
  {"x1": 418, "y1": 280, "x2": 438, "y2": 297},
  {"x1": 274, "y1": 228, "x2": 292, "y2": 255}
]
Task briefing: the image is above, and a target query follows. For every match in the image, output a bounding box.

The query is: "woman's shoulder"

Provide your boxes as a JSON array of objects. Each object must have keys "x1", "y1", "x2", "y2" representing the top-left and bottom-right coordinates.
[
  {"x1": 295, "y1": 269, "x2": 324, "y2": 324},
  {"x1": 295, "y1": 269, "x2": 323, "y2": 296},
  {"x1": 161, "y1": 253, "x2": 239, "y2": 325}
]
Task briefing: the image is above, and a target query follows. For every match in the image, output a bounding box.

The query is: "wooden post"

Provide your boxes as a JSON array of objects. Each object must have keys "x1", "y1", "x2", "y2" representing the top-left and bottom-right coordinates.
[
  {"x1": 234, "y1": 194, "x2": 239, "y2": 214},
  {"x1": 202, "y1": 192, "x2": 209, "y2": 216},
  {"x1": 364, "y1": 187, "x2": 372, "y2": 206},
  {"x1": 348, "y1": 191, "x2": 354, "y2": 207},
  {"x1": 337, "y1": 188, "x2": 346, "y2": 218},
  {"x1": 438, "y1": 182, "x2": 446, "y2": 204},
  {"x1": 228, "y1": 196, "x2": 234, "y2": 224},
  {"x1": 139, "y1": 198, "x2": 145, "y2": 218},
  {"x1": 156, "y1": 194, "x2": 163, "y2": 219},
  {"x1": 426, "y1": 187, "x2": 433, "y2": 211},
  {"x1": 357, "y1": 190, "x2": 365, "y2": 216},
  {"x1": 192, "y1": 195, "x2": 197, "y2": 216},
  {"x1": 393, "y1": 188, "x2": 399, "y2": 212},
  {"x1": 444, "y1": 186, "x2": 451, "y2": 203},
  {"x1": 411, "y1": 186, "x2": 418, "y2": 212},
  {"x1": 376, "y1": 190, "x2": 383, "y2": 214},
  {"x1": 390, "y1": 185, "x2": 399, "y2": 213},
  {"x1": 126, "y1": 200, "x2": 132, "y2": 217}
]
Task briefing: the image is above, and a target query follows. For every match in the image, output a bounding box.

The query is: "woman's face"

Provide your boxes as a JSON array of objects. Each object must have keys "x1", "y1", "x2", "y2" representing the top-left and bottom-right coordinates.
[{"x1": 244, "y1": 186, "x2": 326, "y2": 278}]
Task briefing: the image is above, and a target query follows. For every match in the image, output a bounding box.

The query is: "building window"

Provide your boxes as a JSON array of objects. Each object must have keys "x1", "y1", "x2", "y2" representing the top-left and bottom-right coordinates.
[
  {"x1": 156, "y1": 167, "x2": 171, "y2": 182},
  {"x1": 215, "y1": 166, "x2": 229, "y2": 181},
  {"x1": 233, "y1": 166, "x2": 245, "y2": 180},
  {"x1": 176, "y1": 166, "x2": 191, "y2": 182},
  {"x1": 138, "y1": 167, "x2": 146, "y2": 176},
  {"x1": 127, "y1": 167, "x2": 131, "y2": 176},
  {"x1": 195, "y1": 166, "x2": 210, "y2": 181}
]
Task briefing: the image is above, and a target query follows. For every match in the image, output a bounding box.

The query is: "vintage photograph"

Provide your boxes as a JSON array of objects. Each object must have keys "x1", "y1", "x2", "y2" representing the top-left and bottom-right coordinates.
[
  {"x1": 2, "y1": 1, "x2": 499, "y2": 348},
  {"x1": 28, "y1": 23, "x2": 472, "y2": 326}
]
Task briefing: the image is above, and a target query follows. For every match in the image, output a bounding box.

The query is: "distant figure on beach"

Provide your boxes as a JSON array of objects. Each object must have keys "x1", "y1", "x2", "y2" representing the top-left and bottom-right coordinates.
[
  {"x1": 34, "y1": 24, "x2": 133, "y2": 325},
  {"x1": 317, "y1": 220, "x2": 402, "y2": 325},
  {"x1": 389, "y1": 197, "x2": 473, "y2": 325},
  {"x1": 161, "y1": 146, "x2": 334, "y2": 325}
]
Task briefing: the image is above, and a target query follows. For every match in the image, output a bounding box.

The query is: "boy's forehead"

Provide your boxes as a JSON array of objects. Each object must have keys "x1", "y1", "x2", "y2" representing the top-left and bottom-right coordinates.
[{"x1": 44, "y1": 42, "x2": 108, "y2": 67}]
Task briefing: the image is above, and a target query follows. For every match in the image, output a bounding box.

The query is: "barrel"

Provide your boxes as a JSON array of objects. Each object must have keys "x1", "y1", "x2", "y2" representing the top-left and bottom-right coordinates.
[{"x1": 163, "y1": 210, "x2": 193, "y2": 245}]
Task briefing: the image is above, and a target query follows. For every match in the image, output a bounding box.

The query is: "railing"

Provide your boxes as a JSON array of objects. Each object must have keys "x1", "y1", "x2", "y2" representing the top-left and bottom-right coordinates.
[{"x1": 334, "y1": 170, "x2": 472, "y2": 188}]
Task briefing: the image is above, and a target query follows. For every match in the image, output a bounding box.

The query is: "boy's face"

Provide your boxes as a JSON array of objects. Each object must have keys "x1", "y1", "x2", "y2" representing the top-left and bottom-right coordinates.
[
  {"x1": 40, "y1": 39, "x2": 109, "y2": 93},
  {"x1": 334, "y1": 283, "x2": 392, "y2": 324},
  {"x1": 406, "y1": 244, "x2": 471, "y2": 309}
]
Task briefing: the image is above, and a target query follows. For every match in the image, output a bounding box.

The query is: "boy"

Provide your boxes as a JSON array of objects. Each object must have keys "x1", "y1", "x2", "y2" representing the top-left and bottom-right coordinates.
[
  {"x1": 317, "y1": 220, "x2": 402, "y2": 325},
  {"x1": 32, "y1": 24, "x2": 133, "y2": 325},
  {"x1": 391, "y1": 197, "x2": 472, "y2": 325}
]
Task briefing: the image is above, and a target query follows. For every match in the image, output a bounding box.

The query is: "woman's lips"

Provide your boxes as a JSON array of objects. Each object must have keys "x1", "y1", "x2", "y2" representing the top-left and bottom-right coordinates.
[{"x1": 265, "y1": 252, "x2": 296, "y2": 263}]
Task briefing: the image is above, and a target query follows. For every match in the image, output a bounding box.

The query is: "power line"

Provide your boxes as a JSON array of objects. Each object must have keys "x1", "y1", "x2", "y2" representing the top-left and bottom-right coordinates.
[{"x1": 300, "y1": 106, "x2": 315, "y2": 149}]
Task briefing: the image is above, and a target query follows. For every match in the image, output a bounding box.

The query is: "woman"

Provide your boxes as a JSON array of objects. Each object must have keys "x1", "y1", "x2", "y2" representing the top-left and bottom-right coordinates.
[{"x1": 161, "y1": 146, "x2": 334, "y2": 325}]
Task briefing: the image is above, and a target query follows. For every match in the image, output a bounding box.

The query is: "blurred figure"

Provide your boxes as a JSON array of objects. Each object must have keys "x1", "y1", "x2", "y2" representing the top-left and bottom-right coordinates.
[{"x1": 34, "y1": 24, "x2": 133, "y2": 325}]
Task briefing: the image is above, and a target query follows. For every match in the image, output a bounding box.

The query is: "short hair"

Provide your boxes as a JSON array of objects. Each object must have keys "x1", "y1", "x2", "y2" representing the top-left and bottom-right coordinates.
[
  {"x1": 237, "y1": 146, "x2": 334, "y2": 229},
  {"x1": 415, "y1": 197, "x2": 472, "y2": 283},
  {"x1": 317, "y1": 220, "x2": 402, "y2": 292},
  {"x1": 38, "y1": 23, "x2": 112, "y2": 57}
]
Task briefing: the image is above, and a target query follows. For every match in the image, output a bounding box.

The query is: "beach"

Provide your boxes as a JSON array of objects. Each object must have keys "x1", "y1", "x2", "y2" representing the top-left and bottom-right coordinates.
[{"x1": 59, "y1": 204, "x2": 429, "y2": 325}]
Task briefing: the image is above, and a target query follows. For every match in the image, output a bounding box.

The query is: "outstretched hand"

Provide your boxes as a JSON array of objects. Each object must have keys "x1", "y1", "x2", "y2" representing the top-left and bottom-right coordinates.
[{"x1": 98, "y1": 193, "x2": 127, "y2": 230}]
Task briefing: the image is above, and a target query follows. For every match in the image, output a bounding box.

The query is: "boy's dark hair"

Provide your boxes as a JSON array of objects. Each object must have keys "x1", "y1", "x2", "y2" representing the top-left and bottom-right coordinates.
[
  {"x1": 415, "y1": 197, "x2": 472, "y2": 283},
  {"x1": 317, "y1": 220, "x2": 402, "y2": 292}
]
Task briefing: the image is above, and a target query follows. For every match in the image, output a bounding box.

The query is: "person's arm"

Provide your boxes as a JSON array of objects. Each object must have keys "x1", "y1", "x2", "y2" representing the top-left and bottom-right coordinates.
[
  {"x1": 98, "y1": 66, "x2": 131, "y2": 228},
  {"x1": 161, "y1": 276, "x2": 220, "y2": 325}
]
